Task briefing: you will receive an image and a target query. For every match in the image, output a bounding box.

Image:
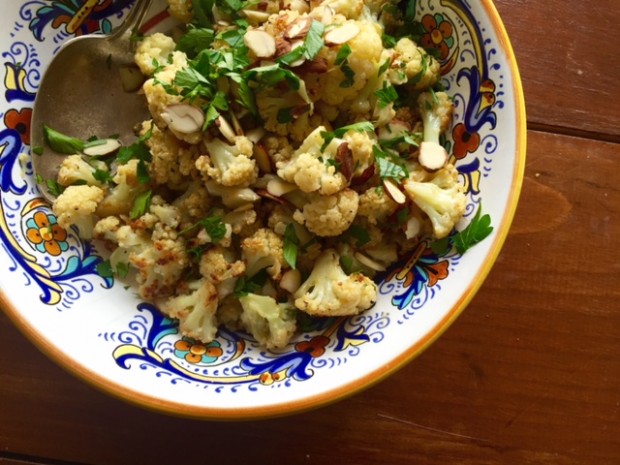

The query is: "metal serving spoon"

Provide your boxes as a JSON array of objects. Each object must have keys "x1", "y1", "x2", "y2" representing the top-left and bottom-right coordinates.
[{"x1": 31, "y1": 0, "x2": 153, "y2": 202}]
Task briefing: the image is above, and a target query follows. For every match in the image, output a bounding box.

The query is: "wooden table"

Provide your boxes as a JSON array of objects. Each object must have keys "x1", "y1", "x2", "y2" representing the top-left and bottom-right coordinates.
[{"x1": 1, "y1": 1, "x2": 619, "y2": 464}]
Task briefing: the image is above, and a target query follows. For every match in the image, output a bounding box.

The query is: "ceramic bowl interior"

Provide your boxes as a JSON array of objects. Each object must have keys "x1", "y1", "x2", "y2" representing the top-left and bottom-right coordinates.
[{"x1": 0, "y1": 0, "x2": 525, "y2": 419}]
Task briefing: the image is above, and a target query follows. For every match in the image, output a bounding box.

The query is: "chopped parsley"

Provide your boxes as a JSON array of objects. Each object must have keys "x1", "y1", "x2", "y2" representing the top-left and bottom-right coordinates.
[
  {"x1": 372, "y1": 145, "x2": 408, "y2": 181},
  {"x1": 320, "y1": 121, "x2": 374, "y2": 151},
  {"x1": 129, "y1": 190, "x2": 152, "y2": 220},
  {"x1": 283, "y1": 223, "x2": 300, "y2": 269},
  {"x1": 43, "y1": 125, "x2": 85, "y2": 154},
  {"x1": 374, "y1": 82, "x2": 399, "y2": 108}
]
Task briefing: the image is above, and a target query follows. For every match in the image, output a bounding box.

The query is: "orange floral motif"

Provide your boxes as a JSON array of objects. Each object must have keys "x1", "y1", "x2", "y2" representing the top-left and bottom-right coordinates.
[
  {"x1": 25, "y1": 211, "x2": 68, "y2": 256},
  {"x1": 452, "y1": 123, "x2": 481, "y2": 159},
  {"x1": 420, "y1": 14, "x2": 455, "y2": 60},
  {"x1": 174, "y1": 338, "x2": 223, "y2": 364},
  {"x1": 4, "y1": 108, "x2": 32, "y2": 145},
  {"x1": 295, "y1": 335, "x2": 330, "y2": 358}
]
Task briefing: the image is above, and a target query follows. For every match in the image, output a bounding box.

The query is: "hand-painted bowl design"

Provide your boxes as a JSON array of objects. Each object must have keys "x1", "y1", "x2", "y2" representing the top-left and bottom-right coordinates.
[{"x1": 0, "y1": 0, "x2": 525, "y2": 419}]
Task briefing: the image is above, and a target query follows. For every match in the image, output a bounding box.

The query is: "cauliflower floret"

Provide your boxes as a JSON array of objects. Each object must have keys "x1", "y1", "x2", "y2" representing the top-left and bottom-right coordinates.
[
  {"x1": 159, "y1": 279, "x2": 219, "y2": 343},
  {"x1": 416, "y1": 90, "x2": 454, "y2": 171},
  {"x1": 57, "y1": 155, "x2": 109, "y2": 187},
  {"x1": 142, "y1": 51, "x2": 202, "y2": 144},
  {"x1": 172, "y1": 180, "x2": 212, "y2": 227},
  {"x1": 204, "y1": 180, "x2": 260, "y2": 208},
  {"x1": 196, "y1": 137, "x2": 258, "y2": 187},
  {"x1": 96, "y1": 160, "x2": 146, "y2": 217},
  {"x1": 293, "y1": 188, "x2": 359, "y2": 237},
  {"x1": 166, "y1": 0, "x2": 193, "y2": 23},
  {"x1": 403, "y1": 164, "x2": 466, "y2": 239},
  {"x1": 238, "y1": 293, "x2": 297, "y2": 349},
  {"x1": 52, "y1": 185, "x2": 104, "y2": 239},
  {"x1": 256, "y1": 90, "x2": 326, "y2": 143},
  {"x1": 241, "y1": 228, "x2": 286, "y2": 279},
  {"x1": 94, "y1": 215, "x2": 190, "y2": 299},
  {"x1": 388, "y1": 37, "x2": 440, "y2": 89},
  {"x1": 294, "y1": 249, "x2": 377, "y2": 317},
  {"x1": 276, "y1": 126, "x2": 349, "y2": 195},
  {"x1": 134, "y1": 32, "x2": 177, "y2": 76},
  {"x1": 319, "y1": 0, "x2": 365, "y2": 19},
  {"x1": 313, "y1": 19, "x2": 384, "y2": 106},
  {"x1": 146, "y1": 124, "x2": 198, "y2": 189},
  {"x1": 199, "y1": 245, "x2": 246, "y2": 284},
  {"x1": 357, "y1": 185, "x2": 398, "y2": 225}
]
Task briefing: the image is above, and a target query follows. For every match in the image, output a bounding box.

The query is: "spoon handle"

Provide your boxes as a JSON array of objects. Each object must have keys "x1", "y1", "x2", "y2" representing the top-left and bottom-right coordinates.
[{"x1": 111, "y1": 0, "x2": 154, "y2": 40}]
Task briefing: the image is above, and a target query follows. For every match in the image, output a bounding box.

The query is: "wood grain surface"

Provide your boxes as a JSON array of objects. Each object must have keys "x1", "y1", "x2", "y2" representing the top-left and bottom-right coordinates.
[{"x1": 1, "y1": 1, "x2": 619, "y2": 464}]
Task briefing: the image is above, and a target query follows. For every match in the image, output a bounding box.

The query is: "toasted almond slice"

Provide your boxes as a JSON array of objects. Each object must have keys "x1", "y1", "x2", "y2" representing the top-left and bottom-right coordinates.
[
  {"x1": 288, "y1": 40, "x2": 307, "y2": 67},
  {"x1": 284, "y1": 17, "x2": 312, "y2": 39},
  {"x1": 118, "y1": 64, "x2": 145, "y2": 92},
  {"x1": 242, "y1": 9, "x2": 271, "y2": 24},
  {"x1": 216, "y1": 115, "x2": 237, "y2": 143},
  {"x1": 354, "y1": 252, "x2": 387, "y2": 272},
  {"x1": 230, "y1": 111, "x2": 244, "y2": 136},
  {"x1": 246, "y1": 127, "x2": 266, "y2": 143},
  {"x1": 267, "y1": 177, "x2": 297, "y2": 196},
  {"x1": 244, "y1": 29, "x2": 276, "y2": 58},
  {"x1": 161, "y1": 104, "x2": 205, "y2": 134},
  {"x1": 324, "y1": 22, "x2": 360, "y2": 45},
  {"x1": 82, "y1": 138, "x2": 122, "y2": 157},
  {"x1": 382, "y1": 178, "x2": 407, "y2": 204},
  {"x1": 320, "y1": 6, "x2": 334, "y2": 25},
  {"x1": 280, "y1": 269, "x2": 302, "y2": 293},
  {"x1": 253, "y1": 142, "x2": 272, "y2": 173},
  {"x1": 404, "y1": 216, "x2": 422, "y2": 239},
  {"x1": 418, "y1": 141, "x2": 448, "y2": 171}
]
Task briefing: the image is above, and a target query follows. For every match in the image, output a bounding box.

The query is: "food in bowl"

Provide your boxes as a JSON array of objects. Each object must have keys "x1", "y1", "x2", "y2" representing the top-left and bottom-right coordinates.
[{"x1": 42, "y1": 0, "x2": 493, "y2": 350}]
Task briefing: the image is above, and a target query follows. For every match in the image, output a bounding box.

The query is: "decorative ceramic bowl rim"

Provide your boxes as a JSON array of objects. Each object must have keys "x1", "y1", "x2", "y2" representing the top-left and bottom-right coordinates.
[{"x1": 0, "y1": 0, "x2": 526, "y2": 419}]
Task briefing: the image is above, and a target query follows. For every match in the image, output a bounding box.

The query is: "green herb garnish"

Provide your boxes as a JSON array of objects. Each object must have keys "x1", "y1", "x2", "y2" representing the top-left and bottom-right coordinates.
[
  {"x1": 129, "y1": 190, "x2": 152, "y2": 220},
  {"x1": 43, "y1": 125, "x2": 85, "y2": 154},
  {"x1": 283, "y1": 223, "x2": 300, "y2": 269}
]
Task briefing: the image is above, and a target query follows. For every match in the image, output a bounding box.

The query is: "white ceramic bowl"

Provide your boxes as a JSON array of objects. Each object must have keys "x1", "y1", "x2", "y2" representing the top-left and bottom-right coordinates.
[{"x1": 0, "y1": 0, "x2": 525, "y2": 419}]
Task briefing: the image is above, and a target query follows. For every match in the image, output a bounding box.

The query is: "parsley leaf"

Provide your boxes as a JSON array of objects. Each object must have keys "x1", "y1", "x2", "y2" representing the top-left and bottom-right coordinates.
[
  {"x1": 283, "y1": 223, "x2": 300, "y2": 269},
  {"x1": 320, "y1": 121, "x2": 374, "y2": 151},
  {"x1": 176, "y1": 27, "x2": 215, "y2": 56},
  {"x1": 43, "y1": 125, "x2": 84, "y2": 154},
  {"x1": 335, "y1": 44, "x2": 352, "y2": 65},
  {"x1": 344, "y1": 224, "x2": 371, "y2": 247},
  {"x1": 303, "y1": 20, "x2": 325, "y2": 60},
  {"x1": 199, "y1": 215, "x2": 227, "y2": 243},
  {"x1": 130, "y1": 190, "x2": 152, "y2": 220},
  {"x1": 374, "y1": 82, "x2": 399, "y2": 108},
  {"x1": 372, "y1": 145, "x2": 408, "y2": 181},
  {"x1": 234, "y1": 269, "x2": 268, "y2": 297},
  {"x1": 453, "y1": 205, "x2": 494, "y2": 254}
]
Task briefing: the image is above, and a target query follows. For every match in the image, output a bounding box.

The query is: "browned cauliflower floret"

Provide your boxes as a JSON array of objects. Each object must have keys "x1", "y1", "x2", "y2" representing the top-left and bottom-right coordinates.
[
  {"x1": 293, "y1": 188, "x2": 359, "y2": 237},
  {"x1": 357, "y1": 185, "x2": 398, "y2": 225},
  {"x1": 241, "y1": 228, "x2": 286, "y2": 279},
  {"x1": 159, "y1": 279, "x2": 219, "y2": 343},
  {"x1": 403, "y1": 164, "x2": 466, "y2": 239},
  {"x1": 238, "y1": 293, "x2": 297, "y2": 349},
  {"x1": 52, "y1": 185, "x2": 104, "y2": 239},
  {"x1": 388, "y1": 37, "x2": 440, "y2": 89},
  {"x1": 96, "y1": 160, "x2": 146, "y2": 218},
  {"x1": 196, "y1": 137, "x2": 258, "y2": 187},
  {"x1": 146, "y1": 124, "x2": 199, "y2": 190},
  {"x1": 134, "y1": 32, "x2": 176, "y2": 76},
  {"x1": 57, "y1": 155, "x2": 109, "y2": 187},
  {"x1": 294, "y1": 249, "x2": 378, "y2": 317}
]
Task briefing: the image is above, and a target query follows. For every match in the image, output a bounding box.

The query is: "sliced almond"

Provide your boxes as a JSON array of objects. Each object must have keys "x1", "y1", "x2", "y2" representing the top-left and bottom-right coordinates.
[
  {"x1": 280, "y1": 269, "x2": 301, "y2": 293},
  {"x1": 404, "y1": 216, "x2": 421, "y2": 239},
  {"x1": 354, "y1": 252, "x2": 387, "y2": 272},
  {"x1": 216, "y1": 115, "x2": 237, "y2": 143},
  {"x1": 229, "y1": 111, "x2": 244, "y2": 136},
  {"x1": 418, "y1": 141, "x2": 448, "y2": 171},
  {"x1": 284, "y1": 17, "x2": 312, "y2": 40},
  {"x1": 320, "y1": 5, "x2": 334, "y2": 25},
  {"x1": 118, "y1": 64, "x2": 145, "y2": 92},
  {"x1": 382, "y1": 178, "x2": 407, "y2": 205},
  {"x1": 324, "y1": 22, "x2": 360, "y2": 45},
  {"x1": 82, "y1": 138, "x2": 122, "y2": 157},
  {"x1": 246, "y1": 127, "x2": 266, "y2": 143},
  {"x1": 288, "y1": 40, "x2": 307, "y2": 67},
  {"x1": 244, "y1": 29, "x2": 277, "y2": 58},
  {"x1": 255, "y1": 188, "x2": 287, "y2": 205},
  {"x1": 161, "y1": 104, "x2": 205, "y2": 134},
  {"x1": 266, "y1": 177, "x2": 297, "y2": 196},
  {"x1": 242, "y1": 9, "x2": 271, "y2": 24},
  {"x1": 253, "y1": 142, "x2": 272, "y2": 173},
  {"x1": 335, "y1": 142, "x2": 354, "y2": 180}
]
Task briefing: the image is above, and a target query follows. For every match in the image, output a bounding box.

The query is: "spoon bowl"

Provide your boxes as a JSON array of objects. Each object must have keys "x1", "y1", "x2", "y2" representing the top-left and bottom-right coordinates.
[{"x1": 31, "y1": 0, "x2": 152, "y2": 202}]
